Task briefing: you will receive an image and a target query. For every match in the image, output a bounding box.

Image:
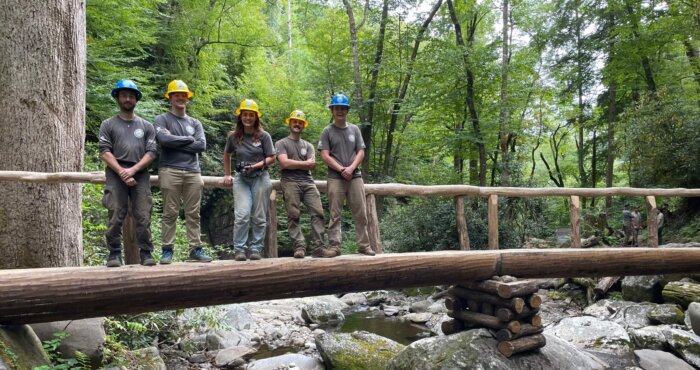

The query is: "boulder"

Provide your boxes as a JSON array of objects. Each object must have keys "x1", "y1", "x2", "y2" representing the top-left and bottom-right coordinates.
[
  {"x1": 388, "y1": 329, "x2": 607, "y2": 370},
  {"x1": 0, "y1": 325, "x2": 51, "y2": 369},
  {"x1": 662, "y1": 327, "x2": 700, "y2": 368},
  {"x1": 131, "y1": 347, "x2": 166, "y2": 370},
  {"x1": 583, "y1": 300, "x2": 654, "y2": 330},
  {"x1": 425, "y1": 313, "x2": 451, "y2": 336},
  {"x1": 427, "y1": 299, "x2": 448, "y2": 314},
  {"x1": 214, "y1": 345, "x2": 256, "y2": 368},
  {"x1": 634, "y1": 349, "x2": 694, "y2": 370},
  {"x1": 30, "y1": 318, "x2": 105, "y2": 366},
  {"x1": 224, "y1": 304, "x2": 256, "y2": 331},
  {"x1": 647, "y1": 304, "x2": 685, "y2": 325},
  {"x1": 688, "y1": 302, "x2": 700, "y2": 336},
  {"x1": 403, "y1": 313, "x2": 432, "y2": 324},
  {"x1": 340, "y1": 293, "x2": 369, "y2": 306},
  {"x1": 301, "y1": 301, "x2": 345, "y2": 325},
  {"x1": 628, "y1": 325, "x2": 669, "y2": 350},
  {"x1": 409, "y1": 300, "x2": 432, "y2": 313},
  {"x1": 547, "y1": 316, "x2": 633, "y2": 365},
  {"x1": 246, "y1": 353, "x2": 325, "y2": 370},
  {"x1": 315, "y1": 331, "x2": 404, "y2": 370},
  {"x1": 622, "y1": 275, "x2": 664, "y2": 303}
]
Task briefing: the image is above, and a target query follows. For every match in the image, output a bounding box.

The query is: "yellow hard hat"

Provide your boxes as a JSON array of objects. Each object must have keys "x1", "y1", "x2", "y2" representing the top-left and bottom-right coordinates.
[
  {"x1": 165, "y1": 80, "x2": 193, "y2": 99},
  {"x1": 235, "y1": 99, "x2": 262, "y2": 118},
  {"x1": 285, "y1": 110, "x2": 308, "y2": 128}
]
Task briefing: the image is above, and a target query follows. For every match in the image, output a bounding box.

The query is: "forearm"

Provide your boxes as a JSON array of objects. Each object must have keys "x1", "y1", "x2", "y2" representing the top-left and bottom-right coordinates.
[
  {"x1": 131, "y1": 153, "x2": 155, "y2": 173},
  {"x1": 100, "y1": 151, "x2": 123, "y2": 173},
  {"x1": 224, "y1": 153, "x2": 232, "y2": 176},
  {"x1": 348, "y1": 150, "x2": 365, "y2": 171},
  {"x1": 320, "y1": 151, "x2": 344, "y2": 172}
]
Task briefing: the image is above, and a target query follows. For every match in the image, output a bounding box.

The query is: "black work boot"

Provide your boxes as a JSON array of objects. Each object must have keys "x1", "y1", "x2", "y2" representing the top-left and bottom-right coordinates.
[
  {"x1": 188, "y1": 246, "x2": 212, "y2": 262},
  {"x1": 140, "y1": 250, "x2": 156, "y2": 266},
  {"x1": 160, "y1": 246, "x2": 174, "y2": 265},
  {"x1": 106, "y1": 250, "x2": 122, "y2": 267}
]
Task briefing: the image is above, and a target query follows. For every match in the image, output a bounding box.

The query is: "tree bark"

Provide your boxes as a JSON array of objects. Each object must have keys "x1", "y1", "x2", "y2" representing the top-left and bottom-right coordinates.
[
  {"x1": 363, "y1": 0, "x2": 389, "y2": 172},
  {"x1": 498, "y1": 0, "x2": 510, "y2": 186},
  {"x1": 0, "y1": 0, "x2": 85, "y2": 269}
]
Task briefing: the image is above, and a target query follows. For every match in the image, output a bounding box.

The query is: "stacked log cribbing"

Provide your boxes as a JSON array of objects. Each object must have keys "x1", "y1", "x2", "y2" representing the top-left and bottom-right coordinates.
[{"x1": 443, "y1": 279, "x2": 546, "y2": 358}]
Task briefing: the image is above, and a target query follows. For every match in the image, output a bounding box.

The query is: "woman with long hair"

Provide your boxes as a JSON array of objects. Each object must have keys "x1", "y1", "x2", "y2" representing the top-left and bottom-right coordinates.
[{"x1": 223, "y1": 99, "x2": 275, "y2": 261}]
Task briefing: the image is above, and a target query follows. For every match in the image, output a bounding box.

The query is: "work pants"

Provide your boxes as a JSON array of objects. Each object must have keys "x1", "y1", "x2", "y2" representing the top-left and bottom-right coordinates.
[
  {"x1": 281, "y1": 180, "x2": 326, "y2": 250},
  {"x1": 159, "y1": 167, "x2": 203, "y2": 247},
  {"x1": 327, "y1": 177, "x2": 370, "y2": 250},
  {"x1": 102, "y1": 168, "x2": 153, "y2": 252}
]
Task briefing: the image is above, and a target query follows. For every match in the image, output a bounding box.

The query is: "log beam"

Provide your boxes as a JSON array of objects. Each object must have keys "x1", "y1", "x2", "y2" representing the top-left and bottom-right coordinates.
[{"x1": 1, "y1": 248, "x2": 700, "y2": 324}]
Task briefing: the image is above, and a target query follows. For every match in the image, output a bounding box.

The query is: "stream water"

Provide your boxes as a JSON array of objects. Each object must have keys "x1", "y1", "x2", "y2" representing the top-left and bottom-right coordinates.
[{"x1": 338, "y1": 309, "x2": 433, "y2": 345}]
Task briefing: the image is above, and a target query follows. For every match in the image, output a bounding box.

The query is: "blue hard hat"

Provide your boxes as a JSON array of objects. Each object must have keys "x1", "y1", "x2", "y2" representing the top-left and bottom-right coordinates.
[
  {"x1": 111, "y1": 79, "x2": 142, "y2": 101},
  {"x1": 328, "y1": 93, "x2": 350, "y2": 109}
]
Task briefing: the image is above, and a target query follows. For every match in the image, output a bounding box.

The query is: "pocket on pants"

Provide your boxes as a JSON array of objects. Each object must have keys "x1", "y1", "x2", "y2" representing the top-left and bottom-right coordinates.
[{"x1": 101, "y1": 187, "x2": 113, "y2": 210}]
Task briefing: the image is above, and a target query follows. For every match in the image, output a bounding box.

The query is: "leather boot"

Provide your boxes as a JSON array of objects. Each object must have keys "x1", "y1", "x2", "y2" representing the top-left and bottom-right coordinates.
[
  {"x1": 358, "y1": 246, "x2": 376, "y2": 256},
  {"x1": 312, "y1": 247, "x2": 338, "y2": 258},
  {"x1": 293, "y1": 246, "x2": 306, "y2": 258}
]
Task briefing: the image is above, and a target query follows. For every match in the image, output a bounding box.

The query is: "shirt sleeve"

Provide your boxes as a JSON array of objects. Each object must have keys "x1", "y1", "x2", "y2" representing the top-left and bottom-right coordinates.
[
  {"x1": 144, "y1": 121, "x2": 158, "y2": 158},
  {"x1": 181, "y1": 118, "x2": 206, "y2": 153},
  {"x1": 275, "y1": 139, "x2": 287, "y2": 156},
  {"x1": 224, "y1": 134, "x2": 235, "y2": 154},
  {"x1": 318, "y1": 127, "x2": 329, "y2": 151},
  {"x1": 155, "y1": 115, "x2": 195, "y2": 148},
  {"x1": 307, "y1": 141, "x2": 316, "y2": 161},
  {"x1": 263, "y1": 132, "x2": 275, "y2": 156},
  {"x1": 98, "y1": 120, "x2": 113, "y2": 153}
]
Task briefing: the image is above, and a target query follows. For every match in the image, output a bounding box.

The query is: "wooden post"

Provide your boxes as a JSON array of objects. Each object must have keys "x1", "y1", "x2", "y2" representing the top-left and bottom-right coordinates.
[
  {"x1": 462, "y1": 280, "x2": 538, "y2": 299},
  {"x1": 646, "y1": 196, "x2": 658, "y2": 248},
  {"x1": 570, "y1": 196, "x2": 581, "y2": 248},
  {"x1": 488, "y1": 194, "x2": 499, "y2": 250},
  {"x1": 264, "y1": 190, "x2": 278, "y2": 258},
  {"x1": 123, "y1": 203, "x2": 139, "y2": 265},
  {"x1": 455, "y1": 196, "x2": 470, "y2": 250},
  {"x1": 366, "y1": 194, "x2": 383, "y2": 253}
]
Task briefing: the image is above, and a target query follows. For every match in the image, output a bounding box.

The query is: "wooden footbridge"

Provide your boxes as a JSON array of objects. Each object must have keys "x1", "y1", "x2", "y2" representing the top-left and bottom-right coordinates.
[{"x1": 1, "y1": 171, "x2": 700, "y2": 325}]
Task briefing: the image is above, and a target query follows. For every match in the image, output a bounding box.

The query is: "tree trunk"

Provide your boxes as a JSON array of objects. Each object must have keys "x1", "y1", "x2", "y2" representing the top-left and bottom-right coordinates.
[
  {"x1": 382, "y1": 0, "x2": 443, "y2": 177},
  {"x1": 364, "y1": 0, "x2": 389, "y2": 173},
  {"x1": 0, "y1": 0, "x2": 85, "y2": 269},
  {"x1": 498, "y1": 0, "x2": 510, "y2": 186}
]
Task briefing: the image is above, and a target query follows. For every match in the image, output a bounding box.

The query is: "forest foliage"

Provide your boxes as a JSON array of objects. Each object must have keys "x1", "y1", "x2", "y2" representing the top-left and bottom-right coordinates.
[{"x1": 82, "y1": 0, "x2": 700, "y2": 256}]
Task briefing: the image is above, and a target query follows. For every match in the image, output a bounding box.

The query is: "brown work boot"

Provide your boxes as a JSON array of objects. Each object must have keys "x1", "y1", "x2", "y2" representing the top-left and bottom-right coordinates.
[
  {"x1": 234, "y1": 251, "x2": 247, "y2": 261},
  {"x1": 311, "y1": 247, "x2": 338, "y2": 258},
  {"x1": 358, "y1": 246, "x2": 376, "y2": 256},
  {"x1": 293, "y1": 247, "x2": 306, "y2": 258}
]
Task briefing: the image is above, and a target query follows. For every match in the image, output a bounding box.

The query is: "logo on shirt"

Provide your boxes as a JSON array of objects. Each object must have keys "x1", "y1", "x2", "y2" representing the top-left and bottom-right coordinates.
[
  {"x1": 186, "y1": 125, "x2": 195, "y2": 135},
  {"x1": 134, "y1": 129, "x2": 144, "y2": 138},
  {"x1": 348, "y1": 134, "x2": 356, "y2": 143},
  {"x1": 300, "y1": 148, "x2": 307, "y2": 156},
  {"x1": 253, "y1": 141, "x2": 261, "y2": 147}
]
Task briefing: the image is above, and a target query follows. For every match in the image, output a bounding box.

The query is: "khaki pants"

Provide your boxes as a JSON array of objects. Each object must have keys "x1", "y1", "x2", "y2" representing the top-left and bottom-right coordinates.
[
  {"x1": 281, "y1": 180, "x2": 326, "y2": 250},
  {"x1": 159, "y1": 168, "x2": 203, "y2": 247},
  {"x1": 327, "y1": 177, "x2": 370, "y2": 249}
]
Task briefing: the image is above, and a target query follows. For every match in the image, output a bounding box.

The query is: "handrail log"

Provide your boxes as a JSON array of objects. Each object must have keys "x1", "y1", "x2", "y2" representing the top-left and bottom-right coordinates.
[
  {"x1": 1, "y1": 248, "x2": 699, "y2": 324},
  {"x1": 1, "y1": 171, "x2": 700, "y2": 197}
]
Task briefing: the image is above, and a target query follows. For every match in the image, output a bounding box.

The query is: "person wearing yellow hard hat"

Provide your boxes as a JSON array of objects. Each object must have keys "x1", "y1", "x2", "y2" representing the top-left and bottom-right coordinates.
[
  {"x1": 223, "y1": 99, "x2": 275, "y2": 261},
  {"x1": 154, "y1": 80, "x2": 212, "y2": 264},
  {"x1": 275, "y1": 110, "x2": 336, "y2": 258},
  {"x1": 99, "y1": 80, "x2": 158, "y2": 267},
  {"x1": 318, "y1": 93, "x2": 376, "y2": 256}
]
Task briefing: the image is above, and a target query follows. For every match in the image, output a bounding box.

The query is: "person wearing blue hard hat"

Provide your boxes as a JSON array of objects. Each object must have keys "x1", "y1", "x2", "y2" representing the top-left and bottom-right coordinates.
[
  {"x1": 318, "y1": 93, "x2": 376, "y2": 257},
  {"x1": 98, "y1": 79, "x2": 157, "y2": 267}
]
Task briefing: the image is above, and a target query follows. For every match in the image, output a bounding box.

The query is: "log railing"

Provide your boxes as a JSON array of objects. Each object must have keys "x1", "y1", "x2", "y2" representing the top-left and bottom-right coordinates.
[{"x1": 2, "y1": 171, "x2": 699, "y2": 254}]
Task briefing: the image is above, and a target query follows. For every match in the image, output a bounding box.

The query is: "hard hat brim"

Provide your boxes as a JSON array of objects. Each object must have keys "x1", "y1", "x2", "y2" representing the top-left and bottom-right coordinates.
[
  {"x1": 235, "y1": 108, "x2": 262, "y2": 118},
  {"x1": 112, "y1": 88, "x2": 142, "y2": 101},
  {"x1": 165, "y1": 90, "x2": 194, "y2": 99}
]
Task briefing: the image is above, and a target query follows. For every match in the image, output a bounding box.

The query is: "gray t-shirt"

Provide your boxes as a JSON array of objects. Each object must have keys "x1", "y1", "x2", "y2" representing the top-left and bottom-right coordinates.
[
  {"x1": 98, "y1": 115, "x2": 157, "y2": 166},
  {"x1": 275, "y1": 137, "x2": 315, "y2": 183},
  {"x1": 224, "y1": 130, "x2": 275, "y2": 170},
  {"x1": 317, "y1": 123, "x2": 365, "y2": 179},
  {"x1": 154, "y1": 112, "x2": 206, "y2": 172}
]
